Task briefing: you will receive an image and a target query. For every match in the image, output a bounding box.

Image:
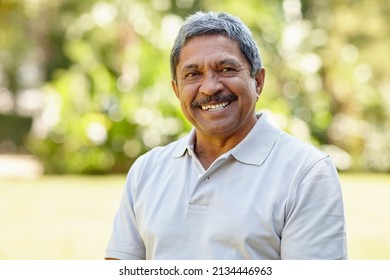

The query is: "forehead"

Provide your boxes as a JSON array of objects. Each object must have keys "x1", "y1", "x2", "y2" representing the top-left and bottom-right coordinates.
[{"x1": 178, "y1": 35, "x2": 247, "y2": 69}]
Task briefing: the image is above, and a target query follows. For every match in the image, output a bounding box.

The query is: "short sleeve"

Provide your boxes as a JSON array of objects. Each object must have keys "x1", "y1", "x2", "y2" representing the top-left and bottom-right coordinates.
[
  {"x1": 105, "y1": 160, "x2": 146, "y2": 260},
  {"x1": 281, "y1": 156, "x2": 348, "y2": 259}
]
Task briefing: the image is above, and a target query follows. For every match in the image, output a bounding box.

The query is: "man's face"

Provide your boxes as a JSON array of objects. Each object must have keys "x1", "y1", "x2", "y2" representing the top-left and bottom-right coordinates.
[{"x1": 172, "y1": 35, "x2": 265, "y2": 141}]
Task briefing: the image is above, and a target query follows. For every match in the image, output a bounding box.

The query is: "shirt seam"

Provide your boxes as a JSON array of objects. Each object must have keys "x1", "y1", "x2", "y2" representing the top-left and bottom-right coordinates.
[
  {"x1": 106, "y1": 248, "x2": 145, "y2": 259},
  {"x1": 285, "y1": 155, "x2": 331, "y2": 220}
]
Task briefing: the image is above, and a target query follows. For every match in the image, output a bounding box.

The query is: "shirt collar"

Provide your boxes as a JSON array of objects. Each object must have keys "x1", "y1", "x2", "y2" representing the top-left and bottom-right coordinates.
[
  {"x1": 173, "y1": 112, "x2": 281, "y2": 166},
  {"x1": 230, "y1": 112, "x2": 281, "y2": 166},
  {"x1": 173, "y1": 128, "x2": 196, "y2": 158}
]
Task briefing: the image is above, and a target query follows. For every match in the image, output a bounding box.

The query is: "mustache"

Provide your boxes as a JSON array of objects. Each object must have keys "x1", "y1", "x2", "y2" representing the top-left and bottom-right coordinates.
[{"x1": 191, "y1": 93, "x2": 238, "y2": 107}]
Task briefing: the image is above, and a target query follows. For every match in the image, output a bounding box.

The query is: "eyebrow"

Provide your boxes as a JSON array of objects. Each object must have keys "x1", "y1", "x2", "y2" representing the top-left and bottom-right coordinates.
[
  {"x1": 218, "y1": 59, "x2": 241, "y2": 68},
  {"x1": 182, "y1": 63, "x2": 199, "y2": 71},
  {"x1": 181, "y1": 59, "x2": 242, "y2": 71}
]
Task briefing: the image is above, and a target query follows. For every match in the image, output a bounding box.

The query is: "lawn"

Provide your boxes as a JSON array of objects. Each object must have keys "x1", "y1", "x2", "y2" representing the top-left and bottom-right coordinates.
[
  {"x1": 340, "y1": 173, "x2": 390, "y2": 259},
  {"x1": 0, "y1": 173, "x2": 389, "y2": 260}
]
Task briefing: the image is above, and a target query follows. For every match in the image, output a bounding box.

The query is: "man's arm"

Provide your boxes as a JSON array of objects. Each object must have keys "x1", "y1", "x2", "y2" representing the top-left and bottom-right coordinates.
[
  {"x1": 281, "y1": 157, "x2": 347, "y2": 259},
  {"x1": 104, "y1": 157, "x2": 147, "y2": 260}
]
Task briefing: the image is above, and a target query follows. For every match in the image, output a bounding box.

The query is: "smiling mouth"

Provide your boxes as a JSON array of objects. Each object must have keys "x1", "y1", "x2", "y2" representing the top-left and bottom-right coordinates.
[
  {"x1": 201, "y1": 102, "x2": 230, "y2": 111},
  {"x1": 192, "y1": 94, "x2": 238, "y2": 112}
]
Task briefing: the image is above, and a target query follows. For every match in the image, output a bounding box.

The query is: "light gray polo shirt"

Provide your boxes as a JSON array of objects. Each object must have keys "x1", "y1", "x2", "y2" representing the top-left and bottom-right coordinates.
[{"x1": 105, "y1": 112, "x2": 347, "y2": 259}]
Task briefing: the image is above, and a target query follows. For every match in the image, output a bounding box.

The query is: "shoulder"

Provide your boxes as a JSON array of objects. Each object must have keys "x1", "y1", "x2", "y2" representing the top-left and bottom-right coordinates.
[
  {"x1": 258, "y1": 112, "x2": 329, "y2": 166},
  {"x1": 123, "y1": 136, "x2": 188, "y2": 196},
  {"x1": 276, "y1": 130, "x2": 330, "y2": 173},
  {"x1": 257, "y1": 113, "x2": 332, "y2": 179},
  {"x1": 129, "y1": 135, "x2": 187, "y2": 173},
  {"x1": 279, "y1": 130, "x2": 326, "y2": 159}
]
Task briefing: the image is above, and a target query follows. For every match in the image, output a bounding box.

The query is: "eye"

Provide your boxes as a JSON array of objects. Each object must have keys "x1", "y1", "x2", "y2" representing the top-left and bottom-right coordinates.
[
  {"x1": 184, "y1": 72, "x2": 199, "y2": 79},
  {"x1": 222, "y1": 67, "x2": 235, "y2": 72},
  {"x1": 220, "y1": 67, "x2": 237, "y2": 76}
]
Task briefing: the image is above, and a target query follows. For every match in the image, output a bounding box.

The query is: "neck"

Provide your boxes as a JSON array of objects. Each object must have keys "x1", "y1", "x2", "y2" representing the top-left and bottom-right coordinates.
[
  {"x1": 194, "y1": 136, "x2": 234, "y2": 170},
  {"x1": 194, "y1": 122, "x2": 257, "y2": 170}
]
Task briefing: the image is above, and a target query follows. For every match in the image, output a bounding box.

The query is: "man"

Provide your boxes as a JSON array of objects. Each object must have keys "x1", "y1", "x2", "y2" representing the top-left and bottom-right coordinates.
[{"x1": 105, "y1": 11, "x2": 347, "y2": 260}]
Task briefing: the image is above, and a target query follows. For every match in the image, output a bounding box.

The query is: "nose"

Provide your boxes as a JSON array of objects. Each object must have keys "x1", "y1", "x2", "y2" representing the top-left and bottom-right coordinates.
[{"x1": 199, "y1": 72, "x2": 224, "y2": 96}]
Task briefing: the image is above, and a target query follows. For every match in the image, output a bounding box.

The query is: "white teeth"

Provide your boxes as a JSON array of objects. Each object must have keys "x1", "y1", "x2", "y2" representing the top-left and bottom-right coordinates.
[{"x1": 201, "y1": 102, "x2": 229, "y2": 111}]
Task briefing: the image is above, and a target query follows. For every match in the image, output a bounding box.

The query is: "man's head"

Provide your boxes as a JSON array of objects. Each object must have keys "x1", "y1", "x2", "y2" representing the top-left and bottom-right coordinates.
[
  {"x1": 170, "y1": 12, "x2": 265, "y2": 142},
  {"x1": 170, "y1": 11, "x2": 263, "y2": 81}
]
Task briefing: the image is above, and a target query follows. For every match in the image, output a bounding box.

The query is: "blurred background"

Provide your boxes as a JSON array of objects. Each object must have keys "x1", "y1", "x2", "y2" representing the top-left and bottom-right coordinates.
[{"x1": 0, "y1": 0, "x2": 389, "y2": 259}]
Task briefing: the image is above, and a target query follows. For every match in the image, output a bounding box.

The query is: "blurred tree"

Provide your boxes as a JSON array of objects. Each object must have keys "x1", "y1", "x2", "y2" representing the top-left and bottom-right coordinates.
[{"x1": 0, "y1": 0, "x2": 389, "y2": 173}]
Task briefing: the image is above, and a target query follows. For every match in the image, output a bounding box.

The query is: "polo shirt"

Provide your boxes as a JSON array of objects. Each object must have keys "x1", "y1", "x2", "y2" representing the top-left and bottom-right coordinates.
[{"x1": 105, "y1": 112, "x2": 347, "y2": 260}]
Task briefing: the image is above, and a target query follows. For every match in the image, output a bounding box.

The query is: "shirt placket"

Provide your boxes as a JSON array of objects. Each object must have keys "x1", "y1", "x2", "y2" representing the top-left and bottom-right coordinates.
[{"x1": 187, "y1": 149, "x2": 227, "y2": 211}]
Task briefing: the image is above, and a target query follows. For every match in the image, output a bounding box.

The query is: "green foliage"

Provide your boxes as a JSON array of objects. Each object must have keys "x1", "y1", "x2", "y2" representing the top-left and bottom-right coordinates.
[{"x1": 1, "y1": 0, "x2": 389, "y2": 173}]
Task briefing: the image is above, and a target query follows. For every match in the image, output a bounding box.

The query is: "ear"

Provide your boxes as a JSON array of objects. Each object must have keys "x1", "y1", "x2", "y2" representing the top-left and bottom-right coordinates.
[
  {"x1": 254, "y1": 68, "x2": 265, "y2": 99},
  {"x1": 171, "y1": 80, "x2": 180, "y2": 99}
]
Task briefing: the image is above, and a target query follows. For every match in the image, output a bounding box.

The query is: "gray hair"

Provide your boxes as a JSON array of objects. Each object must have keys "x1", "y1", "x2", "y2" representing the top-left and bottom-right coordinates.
[{"x1": 170, "y1": 11, "x2": 263, "y2": 81}]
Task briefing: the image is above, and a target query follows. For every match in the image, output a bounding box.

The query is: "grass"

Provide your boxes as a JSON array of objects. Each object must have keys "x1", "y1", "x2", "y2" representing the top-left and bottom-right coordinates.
[
  {"x1": 340, "y1": 173, "x2": 390, "y2": 259},
  {"x1": 0, "y1": 173, "x2": 389, "y2": 260},
  {"x1": 0, "y1": 176, "x2": 124, "y2": 260}
]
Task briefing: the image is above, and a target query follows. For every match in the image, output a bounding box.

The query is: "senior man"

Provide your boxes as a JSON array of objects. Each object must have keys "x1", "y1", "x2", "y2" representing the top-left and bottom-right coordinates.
[{"x1": 105, "y1": 11, "x2": 347, "y2": 260}]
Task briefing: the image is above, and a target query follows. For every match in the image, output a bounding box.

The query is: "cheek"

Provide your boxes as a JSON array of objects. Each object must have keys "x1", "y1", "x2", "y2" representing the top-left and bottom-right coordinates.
[
  {"x1": 178, "y1": 95, "x2": 194, "y2": 117},
  {"x1": 236, "y1": 84, "x2": 259, "y2": 107},
  {"x1": 180, "y1": 85, "x2": 199, "y2": 103}
]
